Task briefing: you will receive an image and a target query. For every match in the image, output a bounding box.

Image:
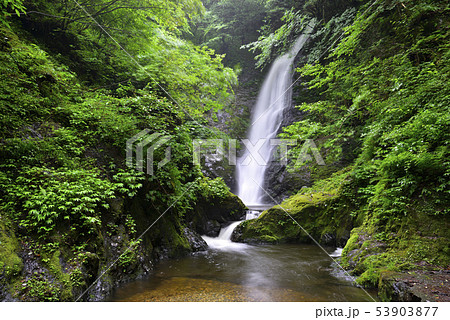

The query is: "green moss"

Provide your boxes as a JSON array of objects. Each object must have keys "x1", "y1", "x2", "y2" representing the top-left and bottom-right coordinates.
[
  {"x1": 281, "y1": 191, "x2": 338, "y2": 211},
  {"x1": 236, "y1": 190, "x2": 353, "y2": 244},
  {"x1": 258, "y1": 235, "x2": 280, "y2": 243},
  {"x1": 341, "y1": 229, "x2": 361, "y2": 262},
  {"x1": 47, "y1": 249, "x2": 73, "y2": 301},
  {"x1": 168, "y1": 229, "x2": 192, "y2": 257},
  {"x1": 225, "y1": 193, "x2": 247, "y2": 218},
  {"x1": 356, "y1": 268, "x2": 381, "y2": 288},
  {"x1": 340, "y1": 203, "x2": 450, "y2": 290},
  {"x1": 0, "y1": 217, "x2": 23, "y2": 281}
]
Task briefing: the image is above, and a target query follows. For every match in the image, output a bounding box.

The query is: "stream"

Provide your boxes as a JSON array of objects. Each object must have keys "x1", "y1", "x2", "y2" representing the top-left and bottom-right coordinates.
[
  {"x1": 107, "y1": 222, "x2": 374, "y2": 302},
  {"x1": 107, "y1": 242, "x2": 373, "y2": 302}
]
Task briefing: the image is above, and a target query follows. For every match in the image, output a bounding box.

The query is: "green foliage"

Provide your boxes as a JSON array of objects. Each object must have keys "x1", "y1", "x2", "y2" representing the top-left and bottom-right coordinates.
[
  {"x1": 301, "y1": 7, "x2": 357, "y2": 64},
  {"x1": 199, "y1": 177, "x2": 230, "y2": 200},
  {"x1": 133, "y1": 33, "x2": 237, "y2": 114},
  {"x1": 0, "y1": 0, "x2": 25, "y2": 18},
  {"x1": 23, "y1": 0, "x2": 203, "y2": 32},
  {"x1": 0, "y1": 26, "x2": 76, "y2": 137},
  {"x1": 187, "y1": 0, "x2": 269, "y2": 66},
  {"x1": 117, "y1": 239, "x2": 142, "y2": 272},
  {"x1": 0, "y1": 167, "x2": 116, "y2": 237},
  {"x1": 17, "y1": 0, "x2": 235, "y2": 117},
  {"x1": 113, "y1": 170, "x2": 145, "y2": 198},
  {"x1": 20, "y1": 273, "x2": 61, "y2": 301},
  {"x1": 279, "y1": 0, "x2": 450, "y2": 218},
  {"x1": 240, "y1": 0, "x2": 362, "y2": 68},
  {"x1": 243, "y1": 9, "x2": 312, "y2": 68},
  {"x1": 303, "y1": 0, "x2": 359, "y2": 21},
  {"x1": 69, "y1": 268, "x2": 84, "y2": 288}
]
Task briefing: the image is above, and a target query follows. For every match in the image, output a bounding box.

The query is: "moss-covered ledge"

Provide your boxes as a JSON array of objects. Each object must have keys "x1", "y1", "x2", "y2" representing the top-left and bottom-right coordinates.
[
  {"x1": 378, "y1": 270, "x2": 450, "y2": 302},
  {"x1": 232, "y1": 191, "x2": 355, "y2": 246},
  {"x1": 0, "y1": 215, "x2": 23, "y2": 301},
  {"x1": 339, "y1": 208, "x2": 450, "y2": 300}
]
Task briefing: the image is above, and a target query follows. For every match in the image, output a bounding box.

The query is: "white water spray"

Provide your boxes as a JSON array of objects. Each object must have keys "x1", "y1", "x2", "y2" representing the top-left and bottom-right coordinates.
[
  {"x1": 202, "y1": 221, "x2": 247, "y2": 250},
  {"x1": 236, "y1": 29, "x2": 311, "y2": 206}
]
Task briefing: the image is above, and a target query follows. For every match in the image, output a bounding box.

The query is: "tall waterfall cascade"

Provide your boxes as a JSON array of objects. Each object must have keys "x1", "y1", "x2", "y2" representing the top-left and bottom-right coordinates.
[
  {"x1": 202, "y1": 28, "x2": 312, "y2": 250},
  {"x1": 236, "y1": 28, "x2": 312, "y2": 206}
]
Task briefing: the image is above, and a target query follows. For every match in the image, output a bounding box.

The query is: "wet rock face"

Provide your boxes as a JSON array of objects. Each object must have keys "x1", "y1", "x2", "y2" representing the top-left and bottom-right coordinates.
[
  {"x1": 201, "y1": 158, "x2": 236, "y2": 192},
  {"x1": 188, "y1": 193, "x2": 247, "y2": 237},
  {"x1": 202, "y1": 220, "x2": 221, "y2": 237},
  {"x1": 183, "y1": 228, "x2": 208, "y2": 252},
  {"x1": 263, "y1": 162, "x2": 311, "y2": 204},
  {"x1": 378, "y1": 271, "x2": 450, "y2": 302},
  {"x1": 80, "y1": 226, "x2": 154, "y2": 302},
  {"x1": 262, "y1": 91, "x2": 311, "y2": 203},
  {"x1": 380, "y1": 279, "x2": 422, "y2": 302}
]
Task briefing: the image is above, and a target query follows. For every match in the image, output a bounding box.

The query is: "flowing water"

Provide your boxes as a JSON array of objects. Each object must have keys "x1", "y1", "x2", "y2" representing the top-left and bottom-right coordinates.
[
  {"x1": 107, "y1": 239, "x2": 374, "y2": 302},
  {"x1": 235, "y1": 28, "x2": 312, "y2": 206},
  {"x1": 108, "y1": 219, "x2": 374, "y2": 302}
]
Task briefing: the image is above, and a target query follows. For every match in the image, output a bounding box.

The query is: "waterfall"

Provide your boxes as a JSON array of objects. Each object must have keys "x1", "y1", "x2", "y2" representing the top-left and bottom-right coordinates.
[
  {"x1": 201, "y1": 208, "x2": 268, "y2": 250},
  {"x1": 202, "y1": 28, "x2": 312, "y2": 251},
  {"x1": 236, "y1": 29, "x2": 311, "y2": 206},
  {"x1": 202, "y1": 221, "x2": 247, "y2": 250}
]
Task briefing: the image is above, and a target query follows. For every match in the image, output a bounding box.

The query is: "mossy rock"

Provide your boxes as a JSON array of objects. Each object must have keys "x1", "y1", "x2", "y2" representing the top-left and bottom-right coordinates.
[
  {"x1": 233, "y1": 191, "x2": 354, "y2": 245},
  {"x1": 0, "y1": 216, "x2": 23, "y2": 300},
  {"x1": 377, "y1": 270, "x2": 450, "y2": 302},
  {"x1": 340, "y1": 203, "x2": 450, "y2": 298},
  {"x1": 189, "y1": 190, "x2": 247, "y2": 236},
  {"x1": 0, "y1": 220, "x2": 23, "y2": 277}
]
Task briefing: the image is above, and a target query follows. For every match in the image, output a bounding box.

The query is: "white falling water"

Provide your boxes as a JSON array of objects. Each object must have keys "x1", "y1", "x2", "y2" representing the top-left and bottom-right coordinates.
[
  {"x1": 236, "y1": 29, "x2": 311, "y2": 206},
  {"x1": 202, "y1": 221, "x2": 247, "y2": 250},
  {"x1": 330, "y1": 247, "x2": 343, "y2": 257},
  {"x1": 202, "y1": 29, "x2": 312, "y2": 251},
  {"x1": 245, "y1": 210, "x2": 260, "y2": 220}
]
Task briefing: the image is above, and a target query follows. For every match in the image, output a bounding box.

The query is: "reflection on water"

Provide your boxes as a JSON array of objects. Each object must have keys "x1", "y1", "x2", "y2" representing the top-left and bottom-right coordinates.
[{"x1": 107, "y1": 244, "x2": 376, "y2": 302}]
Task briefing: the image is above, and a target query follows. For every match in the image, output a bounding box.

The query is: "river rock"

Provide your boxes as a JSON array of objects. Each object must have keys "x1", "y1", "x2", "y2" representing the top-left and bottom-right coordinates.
[
  {"x1": 183, "y1": 228, "x2": 208, "y2": 252},
  {"x1": 187, "y1": 191, "x2": 247, "y2": 237},
  {"x1": 378, "y1": 270, "x2": 450, "y2": 302},
  {"x1": 233, "y1": 192, "x2": 352, "y2": 246}
]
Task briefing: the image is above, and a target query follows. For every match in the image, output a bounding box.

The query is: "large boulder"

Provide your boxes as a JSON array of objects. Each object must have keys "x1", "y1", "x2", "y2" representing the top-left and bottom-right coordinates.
[
  {"x1": 232, "y1": 191, "x2": 353, "y2": 246},
  {"x1": 188, "y1": 192, "x2": 247, "y2": 237}
]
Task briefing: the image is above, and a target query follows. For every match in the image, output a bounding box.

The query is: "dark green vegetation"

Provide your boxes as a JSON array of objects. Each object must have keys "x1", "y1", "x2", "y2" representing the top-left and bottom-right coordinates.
[
  {"x1": 235, "y1": 0, "x2": 450, "y2": 300},
  {"x1": 0, "y1": 0, "x2": 245, "y2": 301},
  {"x1": 0, "y1": 0, "x2": 449, "y2": 302}
]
